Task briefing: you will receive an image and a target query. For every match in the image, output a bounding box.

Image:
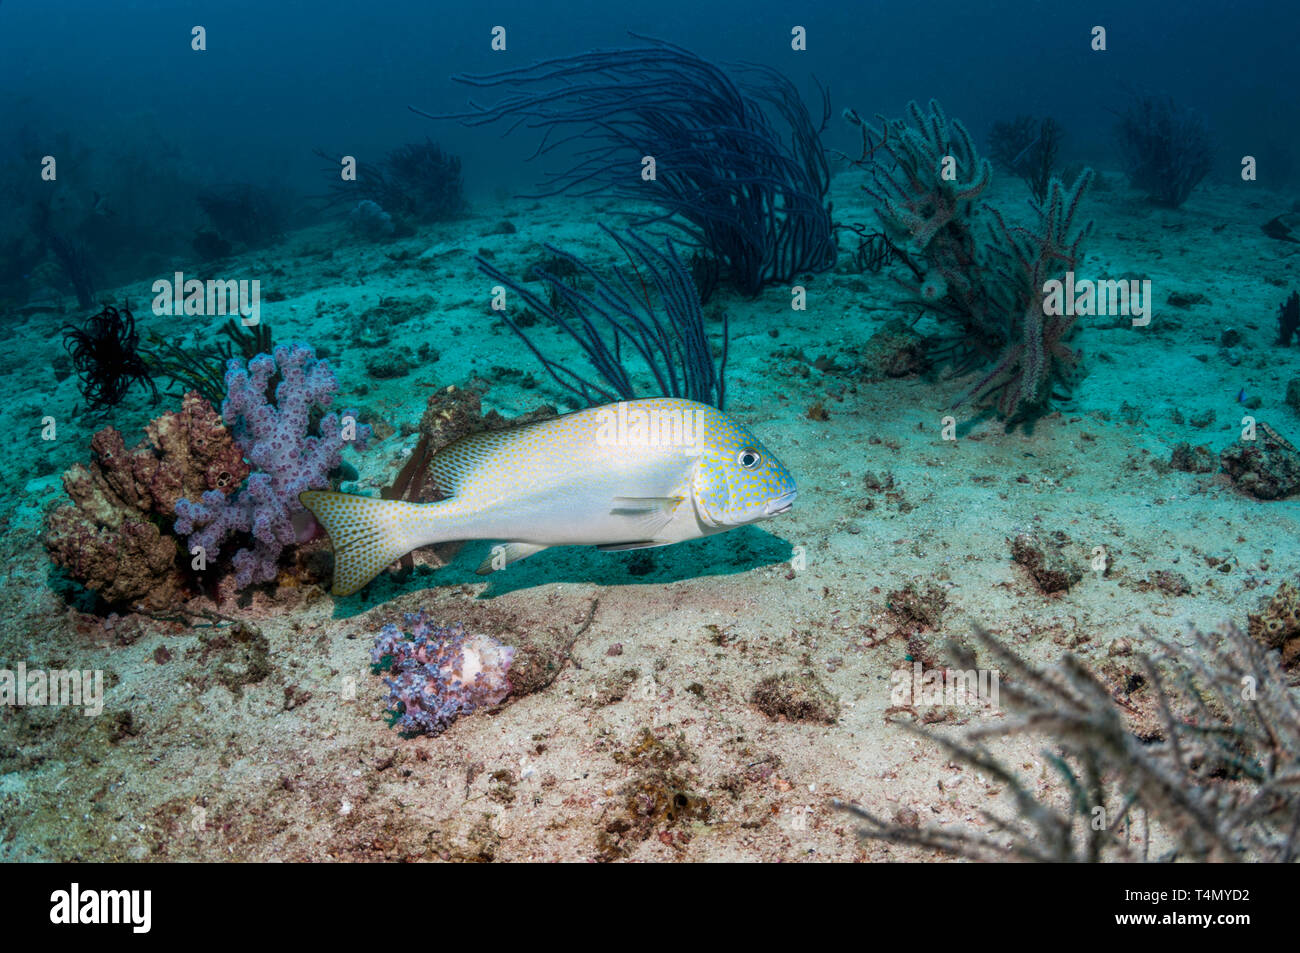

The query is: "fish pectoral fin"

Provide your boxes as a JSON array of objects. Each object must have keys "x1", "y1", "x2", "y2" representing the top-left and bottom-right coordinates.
[
  {"x1": 608, "y1": 495, "x2": 683, "y2": 538},
  {"x1": 596, "y1": 540, "x2": 662, "y2": 552},
  {"x1": 475, "y1": 541, "x2": 550, "y2": 575}
]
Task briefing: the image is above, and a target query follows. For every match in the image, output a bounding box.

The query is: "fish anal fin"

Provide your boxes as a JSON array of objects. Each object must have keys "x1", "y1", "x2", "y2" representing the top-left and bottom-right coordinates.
[
  {"x1": 596, "y1": 540, "x2": 662, "y2": 552},
  {"x1": 475, "y1": 541, "x2": 550, "y2": 575}
]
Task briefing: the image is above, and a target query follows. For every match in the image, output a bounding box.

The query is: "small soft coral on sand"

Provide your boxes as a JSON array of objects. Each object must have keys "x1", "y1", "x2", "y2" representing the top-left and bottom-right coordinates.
[{"x1": 371, "y1": 611, "x2": 515, "y2": 736}]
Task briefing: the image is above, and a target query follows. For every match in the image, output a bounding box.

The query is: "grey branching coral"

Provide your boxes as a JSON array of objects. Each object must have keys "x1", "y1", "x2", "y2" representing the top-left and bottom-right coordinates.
[
  {"x1": 42, "y1": 390, "x2": 249, "y2": 606},
  {"x1": 851, "y1": 99, "x2": 992, "y2": 257},
  {"x1": 962, "y1": 173, "x2": 1093, "y2": 417},
  {"x1": 847, "y1": 99, "x2": 1093, "y2": 420},
  {"x1": 838, "y1": 624, "x2": 1300, "y2": 862}
]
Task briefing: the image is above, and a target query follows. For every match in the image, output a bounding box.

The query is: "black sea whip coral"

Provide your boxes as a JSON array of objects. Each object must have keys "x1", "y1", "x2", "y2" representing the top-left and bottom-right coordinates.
[
  {"x1": 418, "y1": 36, "x2": 835, "y2": 296},
  {"x1": 476, "y1": 226, "x2": 728, "y2": 409}
]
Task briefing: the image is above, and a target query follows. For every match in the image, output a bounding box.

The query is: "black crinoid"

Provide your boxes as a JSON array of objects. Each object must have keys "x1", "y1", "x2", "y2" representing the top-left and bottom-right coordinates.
[{"x1": 62, "y1": 304, "x2": 159, "y2": 412}]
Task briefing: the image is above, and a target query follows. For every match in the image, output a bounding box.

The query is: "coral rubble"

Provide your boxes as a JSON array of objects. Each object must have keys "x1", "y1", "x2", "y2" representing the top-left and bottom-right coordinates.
[
  {"x1": 42, "y1": 391, "x2": 248, "y2": 606},
  {"x1": 1169, "y1": 441, "x2": 1217, "y2": 473},
  {"x1": 1010, "y1": 532, "x2": 1083, "y2": 593},
  {"x1": 750, "y1": 671, "x2": 840, "y2": 723},
  {"x1": 1248, "y1": 580, "x2": 1300, "y2": 669},
  {"x1": 1219, "y1": 421, "x2": 1300, "y2": 500}
]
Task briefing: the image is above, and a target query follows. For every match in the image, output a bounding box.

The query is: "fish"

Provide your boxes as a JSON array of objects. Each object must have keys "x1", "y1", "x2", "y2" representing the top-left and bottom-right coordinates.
[{"x1": 300, "y1": 397, "x2": 798, "y2": 596}]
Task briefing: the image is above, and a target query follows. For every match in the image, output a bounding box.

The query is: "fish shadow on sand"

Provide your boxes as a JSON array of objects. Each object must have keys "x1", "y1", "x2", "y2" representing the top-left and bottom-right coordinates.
[{"x1": 329, "y1": 524, "x2": 794, "y2": 617}]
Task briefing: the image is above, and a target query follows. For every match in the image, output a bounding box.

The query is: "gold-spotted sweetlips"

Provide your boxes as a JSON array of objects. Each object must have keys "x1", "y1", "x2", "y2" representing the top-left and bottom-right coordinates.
[{"x1": 300, "y1": 397, "x2": 797, "y2": 595}]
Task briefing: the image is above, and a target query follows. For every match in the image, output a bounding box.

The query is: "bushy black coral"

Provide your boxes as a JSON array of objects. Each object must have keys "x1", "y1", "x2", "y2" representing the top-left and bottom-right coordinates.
[
  {"x1": 988, "y1": 114, "x2": 1064, "y2": 204},
  {"x1": 1115, "y1": 93, "x2": 1213, "y2": 208},
  {"x1": 375, "y1": 139, "x2": 467, "y2": 222},
  {"x1": 62, "y1": 304, "x2": 158, "y2": 411},
  {"x1": 196, "y1": 183, "x2": 286, "y2": 248},
  {"x1": 321, "y1": 140, "x2": 467, "y2": 225}
]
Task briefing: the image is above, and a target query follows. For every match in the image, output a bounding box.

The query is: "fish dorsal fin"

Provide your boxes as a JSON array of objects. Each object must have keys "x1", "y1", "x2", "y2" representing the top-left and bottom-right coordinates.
[{"x1": 428, "y1": 420, "x2": 554, "y2": 497}]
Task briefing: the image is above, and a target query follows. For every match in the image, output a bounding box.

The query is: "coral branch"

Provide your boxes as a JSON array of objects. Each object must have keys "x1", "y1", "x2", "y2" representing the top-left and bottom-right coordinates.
[
  {"x1": 173, "y1": 344, "x2": 371, "y2": 588},
  {"x1": 845, "y1": 100, "x2": 1093, "y2": 421},
  {"x1": 839, "y1": 623, "x2": 1300, "y2": 862}
]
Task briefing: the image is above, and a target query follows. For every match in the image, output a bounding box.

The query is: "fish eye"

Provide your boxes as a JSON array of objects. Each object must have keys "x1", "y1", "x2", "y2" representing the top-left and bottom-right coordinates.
[{"x1": 737, "y1": 449, "x2": 761, "y2": 470}]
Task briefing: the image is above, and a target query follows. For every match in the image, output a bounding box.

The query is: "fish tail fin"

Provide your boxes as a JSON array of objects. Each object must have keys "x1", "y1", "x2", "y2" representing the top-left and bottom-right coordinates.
[{"x1": 299, "y1": 491, "x2": 450, "y2": 596}]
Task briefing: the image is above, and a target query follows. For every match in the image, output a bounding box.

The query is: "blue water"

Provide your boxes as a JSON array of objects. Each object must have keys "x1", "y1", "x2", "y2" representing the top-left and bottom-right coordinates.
[{"x1": 3, "y1": 0, "x2": 1296, "y2": 197}]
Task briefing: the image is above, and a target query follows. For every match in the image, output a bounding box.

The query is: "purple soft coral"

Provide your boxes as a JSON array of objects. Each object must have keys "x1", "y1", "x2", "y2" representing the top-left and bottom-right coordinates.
[
  {"x1": 174, "y1": 343, "x2": 371, "y2": 588},
  {"x1": 372, "y1": 611, "x2": 515, "y2": 736}
]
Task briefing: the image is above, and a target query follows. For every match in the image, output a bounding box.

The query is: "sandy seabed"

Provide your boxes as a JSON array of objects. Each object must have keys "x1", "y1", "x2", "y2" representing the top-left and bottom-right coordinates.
[{"x1": 2, "y1": 168, "x2": 1297, "y2": 861}]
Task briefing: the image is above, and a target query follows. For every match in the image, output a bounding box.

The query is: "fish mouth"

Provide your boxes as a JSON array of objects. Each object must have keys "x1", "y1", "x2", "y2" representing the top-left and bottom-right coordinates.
[{"x1": 763, "y1": 490, "x2": 797, "y2": 516}]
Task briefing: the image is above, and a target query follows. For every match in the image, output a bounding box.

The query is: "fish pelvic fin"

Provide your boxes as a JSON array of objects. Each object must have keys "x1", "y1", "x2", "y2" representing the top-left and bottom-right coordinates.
[
  {"x1": 475, "y1": 541, "x2": 550, "y2": 575},
  {"x1": 299, "y1": 491, "x2": 439, "y2": 596}
]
